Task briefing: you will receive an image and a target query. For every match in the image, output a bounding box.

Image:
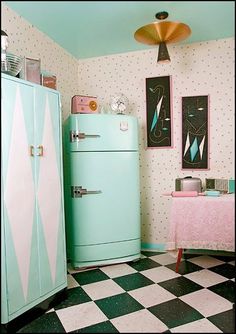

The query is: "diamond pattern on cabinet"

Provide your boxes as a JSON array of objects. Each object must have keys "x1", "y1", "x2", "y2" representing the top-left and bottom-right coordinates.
[
  {"x1": 37, "y1": 95, "x2": 61, "y2": 284},
  {"x1": 4, "y1": 86, "x2": 35, "y2": 300}
]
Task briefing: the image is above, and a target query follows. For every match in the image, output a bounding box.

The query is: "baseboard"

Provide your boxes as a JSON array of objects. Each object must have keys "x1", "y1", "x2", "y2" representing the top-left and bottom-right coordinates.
[
  {"x1": 141, "y1": 242, "x2": 235, "y2": 256},
  {"x1": 141, "y1": 243, "x2": 166, "y2": 251}
]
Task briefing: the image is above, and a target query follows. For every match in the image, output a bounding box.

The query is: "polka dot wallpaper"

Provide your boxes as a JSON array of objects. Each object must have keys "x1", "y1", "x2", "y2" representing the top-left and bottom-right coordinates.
[{"x1": 2, "y1": 3, "x2": 235, "y2": 249}]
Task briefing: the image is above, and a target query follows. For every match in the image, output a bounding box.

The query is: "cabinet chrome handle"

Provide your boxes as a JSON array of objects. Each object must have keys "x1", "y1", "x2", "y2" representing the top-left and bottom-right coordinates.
[
  {"x1": 29, "y1": 145, "x2": 34, "y2": 156},
  {"x1": 37, "y1": 145, "x2": 44, "y2": 156}
]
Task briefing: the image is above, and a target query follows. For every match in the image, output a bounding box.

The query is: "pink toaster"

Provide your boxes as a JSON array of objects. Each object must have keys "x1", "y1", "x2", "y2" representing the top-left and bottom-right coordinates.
[{"x1": 71, "y1": 95, "x2": 98, "y2": 114}]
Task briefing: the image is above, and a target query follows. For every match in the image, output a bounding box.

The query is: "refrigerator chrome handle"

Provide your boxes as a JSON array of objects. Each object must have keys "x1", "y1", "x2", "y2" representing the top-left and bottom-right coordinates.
[
  {"x1": 71, "y1": 186, "x2": 102, "y2": 198},
  {"x1": 70, "y1": 131, "x2": 100, "y2": 142}
]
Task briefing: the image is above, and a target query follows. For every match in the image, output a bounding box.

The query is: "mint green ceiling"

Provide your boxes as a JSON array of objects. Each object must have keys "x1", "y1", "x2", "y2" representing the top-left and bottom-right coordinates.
[{"x1": 4, "y1": 1, "x2": 235, "y2": 59}]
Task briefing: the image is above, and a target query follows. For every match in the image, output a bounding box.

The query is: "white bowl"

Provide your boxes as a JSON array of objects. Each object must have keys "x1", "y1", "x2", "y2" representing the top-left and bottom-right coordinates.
[{"x1": 1, "y1": 52, "x2": 23, "y2": 77}]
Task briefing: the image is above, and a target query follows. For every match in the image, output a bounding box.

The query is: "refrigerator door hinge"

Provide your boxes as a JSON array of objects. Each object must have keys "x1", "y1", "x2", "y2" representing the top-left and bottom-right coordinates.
[
  {"x1": 70, "y1": 131, "x2": 100, "y2": 142},
  {"x1": 71, "y1": 186, "x2": 102, "y2": 198}
]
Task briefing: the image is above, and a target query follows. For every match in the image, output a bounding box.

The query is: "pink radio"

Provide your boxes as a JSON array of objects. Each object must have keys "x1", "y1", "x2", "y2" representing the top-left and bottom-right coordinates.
[{"x1": 71, "y1": 95, "x2": 98, "y2": 114}]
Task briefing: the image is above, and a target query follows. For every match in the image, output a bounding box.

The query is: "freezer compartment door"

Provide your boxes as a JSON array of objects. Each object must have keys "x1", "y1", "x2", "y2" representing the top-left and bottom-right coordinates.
[
  {"x1": 67, "y1": 114, "x2": 139, "y2": 151},
  {"x1": 69, "y1": 151, "x2": 140, "y2": 247}
]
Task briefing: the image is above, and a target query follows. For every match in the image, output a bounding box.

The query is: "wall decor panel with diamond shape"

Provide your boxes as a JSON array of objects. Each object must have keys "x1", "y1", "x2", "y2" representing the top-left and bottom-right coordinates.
[
  {"x1": 146, "y1": 76, "x2": 172, "y2": 148},
  {"x1": 182, "y1": 95, "x2": 209, "y2": 170}
]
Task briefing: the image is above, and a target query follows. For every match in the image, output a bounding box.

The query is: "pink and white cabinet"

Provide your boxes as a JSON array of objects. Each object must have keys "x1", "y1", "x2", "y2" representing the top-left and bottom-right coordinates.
[{"x1": 1, "y1": 73, "x2": 67, "y2": 324}]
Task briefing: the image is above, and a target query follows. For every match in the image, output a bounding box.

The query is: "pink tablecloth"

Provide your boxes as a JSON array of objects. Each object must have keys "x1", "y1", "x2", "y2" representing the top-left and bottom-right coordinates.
[{"x1": 166, "y1": 194, "x2": 235, "y2": 252}]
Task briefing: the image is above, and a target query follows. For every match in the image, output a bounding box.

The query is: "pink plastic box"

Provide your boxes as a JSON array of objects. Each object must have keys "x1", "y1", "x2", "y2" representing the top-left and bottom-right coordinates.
[{"x1": 71, "y1": 95, "x2": 98, "y2": 114}]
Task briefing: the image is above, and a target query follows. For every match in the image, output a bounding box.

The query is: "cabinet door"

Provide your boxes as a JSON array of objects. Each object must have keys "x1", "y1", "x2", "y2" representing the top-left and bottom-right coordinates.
[
  {"x1": 2, "y1": 77, "x2": 41, "y2": 315},
  {"x1": 35, "y1": 88, "x2": 66, "y2": 295}
]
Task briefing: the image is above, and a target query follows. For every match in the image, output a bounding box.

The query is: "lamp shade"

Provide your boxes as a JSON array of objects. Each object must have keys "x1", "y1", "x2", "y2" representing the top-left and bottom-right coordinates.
[{"x1": 134, "y1": 21, "x2": 191, "y2": 45}]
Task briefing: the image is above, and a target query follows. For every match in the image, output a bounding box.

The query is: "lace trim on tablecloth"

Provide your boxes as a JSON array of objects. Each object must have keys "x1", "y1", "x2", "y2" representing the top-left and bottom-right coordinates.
[{"x1": 165, "y1": 241, "x2": 235, "y2": 252}]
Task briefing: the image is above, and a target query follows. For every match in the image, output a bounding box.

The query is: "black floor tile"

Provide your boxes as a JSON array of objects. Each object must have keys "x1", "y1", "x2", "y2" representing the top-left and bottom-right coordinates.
[
  {"x1": 141, "y1": 251, "x2": 165, "y2": 257},
  {"x1": 158, "y1": 276, "x2": 203, "y2": 297},
  {"x1": 208, "y1": 280, "x2": 235, "y2": 303},
  {"x1": 208, "y1": 263, "x2": 235, "y2": 279},
  {"x1": 113, "y1": 272, "x2": 154, "y2": 291},
  {"x1": 68, "y1": 320, "x2": 119, "y2": 333},
  {"x1": 210, "y1": 254, "x2": 235, "y2": 262},
  {"x1": 54, "y1": 287, "x2": 91, "y2": 310},
  {"x1": 72, "y1": 268, "x2": 109, "y2": 285},
  {"x1": 148, "y1": 298, "x2": 204, "y2": 329},
  {"x1": 182, "y1": 253, "x2": 201, "y2": 259},
  {"x1": 207, "y1": 308, "x2": 235, "y2": 333},
  {"x1": 95, "y1": 292, "x2": 144, "y2": 319},
  {"x1": 128, "y1": 257, "x2": 161, "y2": 271},
  {"x1": 16, "y1": 312, "x2": 66, "y2": 333},
  {"x1": 0, "y1": 326, "x2": 8, "y2": 333},
  {"x1": 166, "y1": 260, "x2": 203, "y2": 275}
]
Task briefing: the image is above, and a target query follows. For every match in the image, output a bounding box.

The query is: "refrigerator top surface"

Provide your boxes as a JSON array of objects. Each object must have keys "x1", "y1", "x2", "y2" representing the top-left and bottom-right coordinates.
[
  {"x1": 65, "y1": 114, "x2": 139, "y2": 152},
  {"x1": 69, "y1": 113, "x2": 136, "y2": 119}
]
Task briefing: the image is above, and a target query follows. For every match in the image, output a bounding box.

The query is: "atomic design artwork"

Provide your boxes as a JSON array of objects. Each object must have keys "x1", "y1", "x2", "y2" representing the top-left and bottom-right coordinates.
[
  {"x1": 182, "y1": 95, "x2": 209, "y2": 169},
  {"x1": 146, "y1": 76, "x2": 172, "y2": 148}
]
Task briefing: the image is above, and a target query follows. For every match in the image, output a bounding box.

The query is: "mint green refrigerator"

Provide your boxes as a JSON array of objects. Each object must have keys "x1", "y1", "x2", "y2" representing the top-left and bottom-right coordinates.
[{"x1": 63, "y1": 114, "x2": 141, "y2": 268}]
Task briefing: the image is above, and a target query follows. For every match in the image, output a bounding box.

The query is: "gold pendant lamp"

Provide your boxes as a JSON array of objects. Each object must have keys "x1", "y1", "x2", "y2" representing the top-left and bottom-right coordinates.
[{"x1": 134, "y1": 11, "x2": 191, "y2": 63}]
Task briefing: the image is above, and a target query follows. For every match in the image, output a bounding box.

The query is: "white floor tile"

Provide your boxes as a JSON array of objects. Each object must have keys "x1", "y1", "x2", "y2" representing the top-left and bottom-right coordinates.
[
  {"x1": 82, "y1": 279, "x2": 125, "y2": 300},
  {"x1": 67, "y1": 274, "x2": 80, "y2": 289},
  {"x1": 111, "y1": 309, "x2": 168, "y2": 333},
  {"x1": 187, "y1": 255, "x2": 224, "y2": 268},
  {"x1": 56, "y1": 301, "x2": 107, "y2": 332},
  {"x1": 170, "y1": 318, "x2": 223, "y2": 333},
  {"x1": 128, "y1": 283, "x2": 176, "y2": 308},
  {"x1": 180, "y1": 289, "x2": 233, "y2": 317},
  {"x1": 228, "y1": 260, "x2": 235, "y2": 266},
  {"x1": 150, "y1": 253, "x2": 180, "y2": 265},
  {"x1": 100, "y1": 263, "x2": 137, "y2": 278},
  {"x1": 46, "y1": 308, "x2": 54, "y2": 313},
  {"x1": 184, "y1": 269, "x2": 227, "y2": 287},
  {"x1": 141, "y1": 266, "x2": 180, "y2": 283}
]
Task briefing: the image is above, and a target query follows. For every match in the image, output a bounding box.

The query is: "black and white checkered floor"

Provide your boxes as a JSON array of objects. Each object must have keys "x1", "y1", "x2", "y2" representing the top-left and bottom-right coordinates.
[{"x1": 3, "y1": 251, "x2": 235, "y2": 333}]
